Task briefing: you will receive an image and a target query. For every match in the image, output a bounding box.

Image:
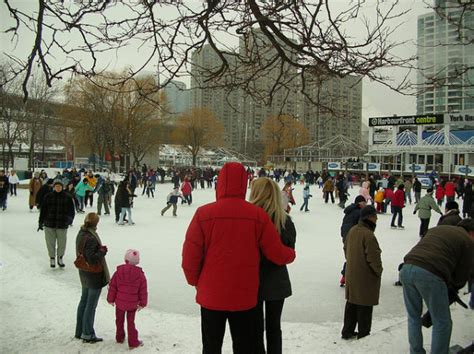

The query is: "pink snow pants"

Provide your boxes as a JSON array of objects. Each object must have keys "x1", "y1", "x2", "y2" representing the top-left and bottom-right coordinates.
[{"x1": 115, "y1": 308, "x2": 140, "y2": 347}]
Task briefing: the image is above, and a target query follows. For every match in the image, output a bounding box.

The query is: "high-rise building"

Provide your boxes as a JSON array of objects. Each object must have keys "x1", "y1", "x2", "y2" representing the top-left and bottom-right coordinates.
[
  {"x1": 416, "y1": 0, "x2": 474, "y2": 114},
  {"x1": 190, "y1": 45, "x2": 242, "y2": 150},
  {"x1": 190, "y1": 32, "x2": 363, "y2": 157},
  {"x1": 162, "y1": 80, "x2": 191, "y2": 116},
  {"x1": 299, "y1": 74, "x2": 362, "y2": 145},
  {"x1": 238, "y1": 29, "x2": 300, "y2": 156}
]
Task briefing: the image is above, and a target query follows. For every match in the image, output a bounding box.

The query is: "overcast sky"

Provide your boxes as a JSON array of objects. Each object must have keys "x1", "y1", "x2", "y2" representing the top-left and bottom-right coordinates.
[{"x1": 0, "y1": 0, "x2": 433, "y2": 122}]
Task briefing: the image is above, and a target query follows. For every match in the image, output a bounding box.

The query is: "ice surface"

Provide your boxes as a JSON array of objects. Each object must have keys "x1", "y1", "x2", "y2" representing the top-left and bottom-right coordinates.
[{"x1": 0, "y1": 180, "x2": 472, "y2": 353}]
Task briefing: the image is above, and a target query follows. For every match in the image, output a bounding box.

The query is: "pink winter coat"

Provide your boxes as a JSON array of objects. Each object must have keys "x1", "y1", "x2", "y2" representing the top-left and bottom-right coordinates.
[{"x1": 107, "y1": 264, "x2": 148, "y2": 311}]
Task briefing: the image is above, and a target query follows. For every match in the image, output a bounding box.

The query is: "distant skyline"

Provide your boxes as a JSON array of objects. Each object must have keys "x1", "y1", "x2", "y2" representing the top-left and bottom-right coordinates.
[{"x1": 0, "y1": 1, "x2": 433, "y2": 123}]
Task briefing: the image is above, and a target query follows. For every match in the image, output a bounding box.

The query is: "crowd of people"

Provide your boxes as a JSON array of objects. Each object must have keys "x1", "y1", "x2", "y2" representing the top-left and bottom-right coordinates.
[{"x1": 1, "y1": 162, "x2": 473, "y2": 353}]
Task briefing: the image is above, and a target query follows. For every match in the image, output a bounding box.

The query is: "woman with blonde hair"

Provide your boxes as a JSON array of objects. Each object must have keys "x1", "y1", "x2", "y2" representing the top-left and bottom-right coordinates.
[
  {"x1": 250, "y1": 177, "x2": 296, "y2": 354},
  {"x1": 75, "y1": 212, "x2": 110, "y2": 343}
]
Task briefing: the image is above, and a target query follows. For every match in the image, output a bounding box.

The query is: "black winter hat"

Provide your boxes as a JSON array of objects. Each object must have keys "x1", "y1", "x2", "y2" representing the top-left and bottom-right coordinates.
[
  {"x1": 360, "y1": 205, "x2": 377, "y2": 220},
  {"x1": 445, "y1": 201, "x2": 459, "y2": 211},
  {"x1": 354, "y1": 195, "x2": 366, "y2": 204}
]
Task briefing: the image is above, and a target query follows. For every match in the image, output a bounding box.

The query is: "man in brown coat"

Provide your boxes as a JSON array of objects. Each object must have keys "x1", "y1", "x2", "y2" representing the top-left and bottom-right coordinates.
[{"x1": 341, "y1": 205, "x2": 383, "y2": 340}]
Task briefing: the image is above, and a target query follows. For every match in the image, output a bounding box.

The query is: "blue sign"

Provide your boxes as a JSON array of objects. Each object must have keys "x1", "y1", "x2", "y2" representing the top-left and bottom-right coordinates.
[
  {"x1": 368, "y1": 164, "x2": 377, "y2": 170},
  {"x1": 328, "y1": 163, "x2": 339, "y2": 169},
  {"x1": 459, "y1": 167, "x2": 472, "y2": 174}
]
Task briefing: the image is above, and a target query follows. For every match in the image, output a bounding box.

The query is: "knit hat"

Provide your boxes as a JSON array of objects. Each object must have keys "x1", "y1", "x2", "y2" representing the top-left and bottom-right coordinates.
[
  {"x1": 354, "y1": 195, "x2": 366, "y2": 204},
  {"x1": 445, "y1": 201, "x2": 459, "y2": 211},
  {"x1": 124, "y1": 249, "x2": 140, "y2": 265},
  {"x1": 53, "y1": 180, "x2": 63, "y2": 187},
  {"x1": 360, "y1": 205, "x2": 377, "y2": 220},
  {"x1": 426, "y1": 188, "x2": 433, "y2": 194}
]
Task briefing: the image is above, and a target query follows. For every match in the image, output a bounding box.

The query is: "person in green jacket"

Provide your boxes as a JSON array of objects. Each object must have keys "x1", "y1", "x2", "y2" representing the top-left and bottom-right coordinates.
[{"x1": 413, "y1": 188, "x2": 442, "y2": 237}]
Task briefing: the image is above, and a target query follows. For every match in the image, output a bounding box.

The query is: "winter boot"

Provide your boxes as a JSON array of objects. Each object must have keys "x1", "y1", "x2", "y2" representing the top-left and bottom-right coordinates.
[
  {"x1": 397, "y1": 225, "x2": 405, "y2": 229},
  {"x1": 50, "y1": 257, "x2": 56, "y2": 268},
  {"x1": 58, "y1": 256, "x2": 65, "y2": 268}
]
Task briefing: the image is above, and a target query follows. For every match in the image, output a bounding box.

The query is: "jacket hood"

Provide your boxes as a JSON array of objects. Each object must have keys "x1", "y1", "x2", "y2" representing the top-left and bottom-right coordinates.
[
  {"x1": 116, "y1": 263, "x2": 143, "y2": 282},
  {"x1": 344, "y1": 203, "x2": 358, "y2": 215},
  {"x1": 216, "y1": 162, "x2": 248, "y2": 200}
]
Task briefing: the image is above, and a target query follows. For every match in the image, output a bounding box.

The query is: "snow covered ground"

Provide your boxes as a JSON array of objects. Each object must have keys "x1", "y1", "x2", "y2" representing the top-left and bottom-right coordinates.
[{"x1": 0, "y1": 179, "x2": 472, "y2": 353}]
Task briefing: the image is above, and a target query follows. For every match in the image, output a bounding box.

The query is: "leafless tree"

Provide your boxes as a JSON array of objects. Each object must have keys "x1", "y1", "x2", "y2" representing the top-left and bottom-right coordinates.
[{"x1": 3, "y1": 0, "x2": 416, "y2": 107}]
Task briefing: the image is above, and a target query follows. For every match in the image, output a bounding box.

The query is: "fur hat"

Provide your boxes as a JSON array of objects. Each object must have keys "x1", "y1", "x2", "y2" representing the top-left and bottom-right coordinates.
[
  {"x1": 124, "y1": 249, "x2": 140, "y2": 265},
  {"x1": 360, "y1": 205, "x2": 377, "y2": 220},
  {"x1": 354, "y1": 195, "x2": 366, "y2": 204}
]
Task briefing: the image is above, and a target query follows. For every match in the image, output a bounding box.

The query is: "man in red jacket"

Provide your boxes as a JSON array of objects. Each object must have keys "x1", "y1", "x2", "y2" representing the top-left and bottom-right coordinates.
[
  {"x1": 391, "y1": 184, "x2": 405, "y2": 229},
  {"x1": 182, "y1": 162, "x2": 296, "y2": 353}
]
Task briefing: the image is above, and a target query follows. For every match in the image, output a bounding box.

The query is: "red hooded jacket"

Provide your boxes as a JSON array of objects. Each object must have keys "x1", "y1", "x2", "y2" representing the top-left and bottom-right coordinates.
[
  {"x1": 182, "y1": 162, "x2": 296, "y2": 311},
  {"x1": 107, "y1": 264, "x2": 148, "y2": 311},
  {"x1": 445, "y1": 181, "x2": 456, "y2": 197},
  {"x1": 436, "y1": 184, "x2": 445, "y2": 200}
]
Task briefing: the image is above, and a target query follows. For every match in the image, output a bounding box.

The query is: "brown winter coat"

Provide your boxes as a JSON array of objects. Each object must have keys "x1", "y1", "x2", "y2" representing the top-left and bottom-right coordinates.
[
  {"x1": 29, "y1": 178, "x2": 42, "y2": 207},
  {"x1": 322, "y1": 179, "x2": 335, "y2": 192},
  {"x1": 344, "y1": 220, "x2": 383, "y2": 306}
]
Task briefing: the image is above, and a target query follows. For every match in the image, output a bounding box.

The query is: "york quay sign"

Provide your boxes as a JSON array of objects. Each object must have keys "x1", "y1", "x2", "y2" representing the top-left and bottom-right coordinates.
[{"x1": 369, "y1": 114, "x2": 444, "y2": 127}]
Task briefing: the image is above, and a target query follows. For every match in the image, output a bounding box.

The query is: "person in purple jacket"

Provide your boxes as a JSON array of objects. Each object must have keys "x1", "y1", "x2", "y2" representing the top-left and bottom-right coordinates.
[{"x1": 107, "y1": 249, "x2": 148, "y2": 349}]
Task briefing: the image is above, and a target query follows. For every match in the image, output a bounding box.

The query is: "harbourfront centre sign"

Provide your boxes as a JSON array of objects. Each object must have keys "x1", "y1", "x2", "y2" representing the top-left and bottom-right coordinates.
[{"x1": 369, "y1": 114, "x2": 444, "y2": 127}]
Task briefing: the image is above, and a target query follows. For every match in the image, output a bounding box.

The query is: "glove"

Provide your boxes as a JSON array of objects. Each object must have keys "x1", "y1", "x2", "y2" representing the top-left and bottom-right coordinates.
[
  {"x1": 100, "y1": 245, "x2": 108, "y2": 254},
  {"x1": 137, "y1": 305, "x2": 144, "y2": 311},
  {"x1": 413, "y1": 210, "x2": 416, "y2": 215},
  {"x1": 30, "y1": 191, "x2": 33, "y2": 196},
  {"x1": 37, "y1": 224, "x2": 44, "y2": 232}
]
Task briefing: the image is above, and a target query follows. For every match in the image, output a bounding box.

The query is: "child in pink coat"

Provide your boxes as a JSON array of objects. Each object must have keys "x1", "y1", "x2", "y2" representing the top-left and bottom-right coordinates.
[{"x1": 107, "y1": 249, "x2": 148, "y2": 349}]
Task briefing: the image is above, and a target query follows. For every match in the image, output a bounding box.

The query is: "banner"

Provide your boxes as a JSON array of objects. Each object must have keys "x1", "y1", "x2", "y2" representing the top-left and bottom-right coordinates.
[
  {"x1": 366, "y1": 163, "x2": 381, "y2": 171},
  {"x1": 369, "y1": 114, "x2": 443, "y2": 127},
  {"x1": 454, "y1": 165, "x2": 474, "y2": 176},
  {"x1": 404, "y1": 164, "x2": 426, "y2": 173},
  {"x1": 327, "y1": 162, "x2": 341, "y2": 170}
]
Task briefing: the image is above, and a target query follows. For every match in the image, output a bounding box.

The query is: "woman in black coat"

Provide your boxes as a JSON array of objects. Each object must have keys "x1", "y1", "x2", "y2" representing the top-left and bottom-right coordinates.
[
  {"x1": 462, "y1": 181, "x2": 473, "y2": 218},
  {"x1": 250, "y1": 177, "x2": 296, "y2": 354},
  {"x1": 75, "y1": 212, "x2": 110, "y2": 343}
]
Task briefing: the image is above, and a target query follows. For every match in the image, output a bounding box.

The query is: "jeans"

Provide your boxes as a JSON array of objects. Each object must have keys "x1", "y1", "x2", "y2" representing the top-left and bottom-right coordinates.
[
  {"x1": 119, "y1": 207, "x2": 133, "y2": 224},
  {"x1": 391, "y1": 206, "x2": 403, "y2": 226},
  {"x1": 255, "y1": 299, "x2": 284, "y2": 354},
  {"x1": 77, "y1": 195, "x2": 85, "y2": 211},
  {"x1": 405, "y1": 191, "x2": 412, "y2": 204},
  {"x1": 300, "y1": 197, "x2": 309, "y2": 211},
  {"x1": 75, "y1": 287, "x2": 102, "y2": 340},
  {"x1": 400, "y1": 264, "x2": 452, "y2": 354},
  {"x1": 414, "y1": 192, "x2": 421, "y2": 204},
  {"x1": 201, "y1": 306, "x2": 257, "y2": 354}
]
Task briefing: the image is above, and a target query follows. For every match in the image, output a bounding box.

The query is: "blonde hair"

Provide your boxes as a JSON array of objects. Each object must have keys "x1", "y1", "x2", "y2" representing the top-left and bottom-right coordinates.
[
  {"x1": 83, "y1": 212, "x2": 100, "y2": 229},
  {"x1": 250, "y1": 177, "x2": 287, "y2": 234}
]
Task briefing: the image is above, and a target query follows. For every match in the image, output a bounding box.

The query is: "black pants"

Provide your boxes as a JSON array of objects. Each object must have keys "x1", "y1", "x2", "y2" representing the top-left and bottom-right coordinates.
[
  {"x1": 255, "y1": 299, "x2": 284, "y2": 354},
  {"x1": 391, "y1": 206, "x2": 403, "y2": 226},
  {"x1": 341, "y1": 301, "x2": 373, "y2": 338},
  {"x1": 324, "y1": 191, "x2": 334, "y2": 203},
  {"x1": 419, "y1": 218, "x2": 430, "y2": 237},
  {"x1": 85, "y1": 190, "x2": 93, "y2": 207},
  {"x1": 10, "y1": 183, "x2": 17, "y2": 196},
  {"x1": 201, "y1": 306, "x2": 257, "y2": 354}
]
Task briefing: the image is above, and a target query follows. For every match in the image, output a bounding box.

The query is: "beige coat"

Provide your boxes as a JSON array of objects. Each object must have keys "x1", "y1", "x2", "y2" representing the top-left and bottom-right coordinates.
[
  {"x1": 344, "y1": 220, "x2": 383, "y2": 306},
  {"x1": 29, "y1": 178, "x2": 42, "y2": 207}
]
